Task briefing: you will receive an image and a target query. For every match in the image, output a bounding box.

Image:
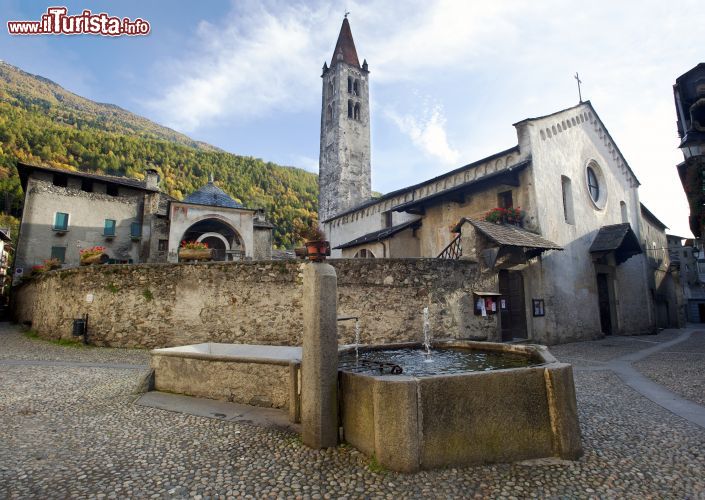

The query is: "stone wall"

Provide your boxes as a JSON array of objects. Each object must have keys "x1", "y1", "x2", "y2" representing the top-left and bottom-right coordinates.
[{"x1": 13, "y1": 259, "x2": 498, "y2": 348}]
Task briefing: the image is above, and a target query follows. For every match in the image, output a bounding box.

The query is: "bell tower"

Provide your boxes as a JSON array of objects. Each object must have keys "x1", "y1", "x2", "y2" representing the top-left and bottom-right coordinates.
[{"x1": 318, "y1": 17, "x2": 371, "y2": 223}]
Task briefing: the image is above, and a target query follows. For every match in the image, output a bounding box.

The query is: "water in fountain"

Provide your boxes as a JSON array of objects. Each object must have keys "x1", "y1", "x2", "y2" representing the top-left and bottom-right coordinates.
[
  {"x1": 354, "y1": 319, "x2": 361, "y2": 362},
  {"x1": 422, "y1": 307, "x2": 431, "y2": 358}
]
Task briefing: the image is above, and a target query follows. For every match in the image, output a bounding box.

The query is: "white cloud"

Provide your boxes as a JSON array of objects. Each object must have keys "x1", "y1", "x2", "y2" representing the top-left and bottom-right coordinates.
[
  {"x1": 148, "y1": 1, "x2": 331, "y2": 131},
  {"x1": 385, "y1": 104, "x2": 460, "y2": 166}
]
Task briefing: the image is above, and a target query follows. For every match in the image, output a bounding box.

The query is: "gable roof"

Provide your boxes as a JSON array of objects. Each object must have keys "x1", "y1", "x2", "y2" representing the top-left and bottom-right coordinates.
[
  {"x1": 514, "y1": 101, "x2": 640, "y2": 186},
  {"x1": 640, "y1": 203, "x2": 668, "y2": 230},
  {"x1": 183, "y1": 181, "x2": 243, "y2": 209},
  {"x1": 454, "y1": 218, "x2": 562, "y2": 251},
  {"x1": 334, "y1": 218, "x2": 422, "y2": 249},
  {"x1": 330, "y1": 18, "x2": 360, "y2": 68},
  {"x1": 16, "y1": 161, "x2": 158, "y2": 193},
  {"x1": 589, "y1": 223, "x2": 643, "y2": 264},
  {"x1": 323, "y1": 146, "x2": 520, "y2": 223}
]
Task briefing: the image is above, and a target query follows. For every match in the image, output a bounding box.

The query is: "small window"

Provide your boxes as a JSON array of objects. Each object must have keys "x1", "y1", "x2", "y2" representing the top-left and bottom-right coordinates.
[
  {"x1": 106, "y1": 184, "x2": 119, "y2": 196},
  {"x1": 53, "y1": 212, "x2": 69, "y2": 231},
  {"x1": 52, "y1": 174, "x2": 68, "y2": 188},
  {"x1": 497, "y1": 190, "x2": 513, "y2": 209},
  {"x1": 620, "y1": 201, "x2": 628, "y2": 223},
  {"x1": 50, "y1": 246, "x2": 66, "y2": 263},
  {"x1": 104, "y1": 219, "x2": 116, "y2": 236},
  {"x1": 353, "y1": 79, "x2": 360, "y2": 96},
  {"x1": 587, "y1": 166, "x2": 600, "y2": 202},
  {"x1": 158, "y1": 239, "x2": 168, "y2": 251},
  {"x1": 348, "y1": 100, "x2": 353, "y2": 118},
  {"x1": 130, "y1": 222, "x2": 141, "y2": 239},
  {"x1": 384, "y1": 211, "x2": 393, "y2": 228},
  {"x1": 348, "y1": 76, "x2": 353, "y2": 94},
  {"x1": 354, "y1": 103, "x2": 360, "y2": 120},
  {"x1": 561, "y1": 176, "x2": 574, "y2": 224},
  {"x1": 81, "y1": 178, "x2": 93, "y2": 192},
  {"x1": 354, "y1": 249, "x2": 375, "y2": 259},
  {"x1": 326, "y1": 103, "x2": 333, "y2": 124}
]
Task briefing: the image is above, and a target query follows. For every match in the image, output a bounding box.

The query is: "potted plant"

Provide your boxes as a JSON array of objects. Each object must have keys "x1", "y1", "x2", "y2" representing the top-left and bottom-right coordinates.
[
  {"x1": 297, "y1": 224, "x2": 330, "y2": 262},
  {"x1": 43, "y1": 258, "x2": 61, "y2": 271},
  {"x1": 484, "y1": 207, "x2": 525, "y2": 226},
  {"x1": 80, "y1": 246, "x2": 109, "y2": 265},
  {"x1": 178, "y1": 240, "x2": 213, "y2": 261}
]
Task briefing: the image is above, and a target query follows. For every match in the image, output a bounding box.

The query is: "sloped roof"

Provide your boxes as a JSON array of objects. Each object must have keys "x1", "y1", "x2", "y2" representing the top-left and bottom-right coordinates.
[
  {"x1": 454, "y1": 218, "x2": 562, "y2": 251},
  {"x1": 334, "y1": 219, "x2": 421, "y2": 249},
  {"x1": 589, "y1": 223, "x2": 643, "y2": 264},
  {"x1": 16, "y1": 161, "x2": 158, "y2": 192},
  {"x1": 322, "y1": 146, "x2": 520, "y2": 223},
  {"x1": 330, "y1": 18, "x2": 360, "y2": 68},
  {"x1": 183, "y1": 181, "x2": 243, "y2": 209},
  {"x1": 640, "y1": 203, "x2": 668, "y2": 230}
]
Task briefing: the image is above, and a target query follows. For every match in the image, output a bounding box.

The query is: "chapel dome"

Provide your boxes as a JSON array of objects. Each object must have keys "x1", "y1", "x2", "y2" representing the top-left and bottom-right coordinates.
[{"x1": 183, "y1": 180, "x2": 243, "y2": 209}]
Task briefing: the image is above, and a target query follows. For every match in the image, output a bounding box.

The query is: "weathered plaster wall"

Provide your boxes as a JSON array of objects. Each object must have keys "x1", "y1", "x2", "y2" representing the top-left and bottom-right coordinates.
[
  {"x1": 16, "y1": 174, "x2": 146, "y2": 272},
  {"x1": 167, "y1": 203, "x2": 255, "y2": 262},
  {"x1": 523, "y1": 104, "x2": 655, "y2": 340},
  {"x1": 13, "y1": 259, "x2": 499, "y2": 348},
  {"x1": 415, "y1": 168, "x2": 538, "y2": 258}
]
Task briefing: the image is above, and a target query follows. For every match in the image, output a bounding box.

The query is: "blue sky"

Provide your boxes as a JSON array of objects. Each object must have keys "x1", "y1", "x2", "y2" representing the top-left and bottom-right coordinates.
[{"x1": 1, "y1": 0, "x2": 702, "y2": 236}]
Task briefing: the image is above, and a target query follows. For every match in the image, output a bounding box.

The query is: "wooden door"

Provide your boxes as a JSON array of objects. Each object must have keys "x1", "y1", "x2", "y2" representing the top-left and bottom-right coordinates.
[
  {"x1": 499, "y1": 270, "x2": 527, "y2": 341},
  {"x1": 596, "y1": 273, "x2": 612, "y2": 335}
]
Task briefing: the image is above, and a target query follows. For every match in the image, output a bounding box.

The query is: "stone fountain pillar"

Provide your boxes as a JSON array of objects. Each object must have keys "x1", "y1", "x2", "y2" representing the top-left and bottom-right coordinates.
[{"x1": 301, "y1": 262, "x2": 338, "y2": 448}]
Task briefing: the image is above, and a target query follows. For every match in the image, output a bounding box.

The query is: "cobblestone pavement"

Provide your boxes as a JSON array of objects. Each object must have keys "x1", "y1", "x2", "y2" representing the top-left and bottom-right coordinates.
[
  {"x1": 1, "y1": 324, "x2": 704, "y2": 498},
  {"x1": 632, "y1": 332, "x2": 705, "y2": 406}
]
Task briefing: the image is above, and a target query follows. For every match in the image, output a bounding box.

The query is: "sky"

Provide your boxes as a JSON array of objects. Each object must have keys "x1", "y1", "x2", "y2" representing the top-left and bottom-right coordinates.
[{"x1": 1, "y1": 0, "x2": 702, "y2": 237}]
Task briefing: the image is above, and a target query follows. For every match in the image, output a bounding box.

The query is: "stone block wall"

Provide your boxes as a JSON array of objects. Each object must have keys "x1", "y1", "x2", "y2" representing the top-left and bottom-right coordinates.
[{"x1": 12, "y1": 259, "x2": 498, "y2": 348}]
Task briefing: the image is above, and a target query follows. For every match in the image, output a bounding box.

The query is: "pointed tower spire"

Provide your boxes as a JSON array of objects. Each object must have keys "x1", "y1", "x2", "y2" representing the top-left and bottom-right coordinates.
[{"x1": 330, "y1": 17, "x2": 360, "y2": 68}]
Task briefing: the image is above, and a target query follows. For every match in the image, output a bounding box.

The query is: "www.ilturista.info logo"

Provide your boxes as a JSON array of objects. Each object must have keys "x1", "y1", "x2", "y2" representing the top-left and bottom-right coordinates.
[{"x1": 7, "y1": 7, "x2": 150, "y2": 36}]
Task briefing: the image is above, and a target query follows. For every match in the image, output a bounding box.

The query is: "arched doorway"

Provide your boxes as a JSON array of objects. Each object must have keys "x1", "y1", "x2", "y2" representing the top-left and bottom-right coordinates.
[{"x1": 180, "y1": 218, "x2": 244, "y2": 261}]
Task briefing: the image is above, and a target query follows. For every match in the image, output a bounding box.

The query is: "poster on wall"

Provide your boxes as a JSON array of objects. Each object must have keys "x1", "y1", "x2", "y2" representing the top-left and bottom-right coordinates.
[{"x1": 532, "y1": 299, "x2": 545, "y2": 317}]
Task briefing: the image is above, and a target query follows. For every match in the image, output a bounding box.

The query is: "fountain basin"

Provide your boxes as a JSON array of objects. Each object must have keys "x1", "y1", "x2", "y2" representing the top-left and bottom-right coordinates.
[
  {"x1": 150, "y1": 343, "x2": 302, "y2": 422},
  {"x1": 339, "y1": 341, "x2": 582, "y2": 472}
]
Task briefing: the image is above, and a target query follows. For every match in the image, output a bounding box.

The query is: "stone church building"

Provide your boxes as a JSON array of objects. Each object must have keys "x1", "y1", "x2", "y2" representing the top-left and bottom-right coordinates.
[
  {"x1": 320, "y1": 18, "x2": 679, "y2": 343},
  {"x1": 14, "y1": 163, "x2": 272, "y2": 274}
]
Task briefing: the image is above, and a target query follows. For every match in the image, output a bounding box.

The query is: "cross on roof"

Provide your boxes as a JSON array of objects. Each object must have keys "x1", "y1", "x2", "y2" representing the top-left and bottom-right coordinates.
[{"x1": 574, "y1": 72, "x2": 583, "y2": 103}]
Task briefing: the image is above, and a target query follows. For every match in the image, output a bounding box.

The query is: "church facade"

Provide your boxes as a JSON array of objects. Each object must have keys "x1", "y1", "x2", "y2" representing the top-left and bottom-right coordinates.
[
  {"x1": 319, "y1": 18, "x2": 679, "y2": 343},
  {"x1": 14, "y1": 162, "x2": 272, "y2": 274}
]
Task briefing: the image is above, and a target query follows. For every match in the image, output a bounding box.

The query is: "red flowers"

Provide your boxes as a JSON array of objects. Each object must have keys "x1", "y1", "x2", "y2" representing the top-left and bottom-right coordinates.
[
  {"x1": 79, "y1": 246, "x2": 106, "y2": 259},
  {"x1": 180, "y1": 240, "x2": 208, "y2": 250},
  {"x1": 484, "y1": 207, "x2": 525, "y2": 224}
]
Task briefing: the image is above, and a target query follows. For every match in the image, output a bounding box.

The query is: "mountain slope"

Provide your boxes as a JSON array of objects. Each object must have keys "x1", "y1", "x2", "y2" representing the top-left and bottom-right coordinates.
[{"x1": 0, "y1": 61, "x2": 318, "y2": 248}]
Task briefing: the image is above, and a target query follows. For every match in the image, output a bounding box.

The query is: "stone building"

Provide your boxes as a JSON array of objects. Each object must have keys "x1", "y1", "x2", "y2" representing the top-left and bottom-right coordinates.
[
  {"x1": 674, "y1": 63, "x2": 705, "y2": 238},
  {"x1": 668, "y1": 234, "x2": 705, "y2": 322},
  {"x1": 14, "y1": 162, "x2": 272, "y2": 274},
  {"x1": 318, "y1": 16, "x2": 371, "y2": 223},
  {"x1": 319, "y1": 18, "x2": 668, "y2": 343},
  {"x1": 639, "y1": 204, "x2": 684, "y2": 328}
]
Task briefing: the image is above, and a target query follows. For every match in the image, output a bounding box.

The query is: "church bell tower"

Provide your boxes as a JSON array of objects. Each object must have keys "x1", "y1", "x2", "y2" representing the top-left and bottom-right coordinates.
[{"x1": 318, "y1": 17, "x2": 371, "y2": 223}]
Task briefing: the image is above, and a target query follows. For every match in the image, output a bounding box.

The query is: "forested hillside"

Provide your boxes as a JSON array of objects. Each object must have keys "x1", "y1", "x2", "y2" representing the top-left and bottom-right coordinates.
[{"x1": 0, "y1": 61, "x2": 318, "y2": 248}]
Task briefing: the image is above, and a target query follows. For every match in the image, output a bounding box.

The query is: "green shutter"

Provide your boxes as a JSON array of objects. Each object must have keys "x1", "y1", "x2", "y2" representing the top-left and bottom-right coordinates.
[
  {"x1": 130, "y1": 222, "x2": 141, "y2": 238},
  {"x1": 53, "y1": 212, "x2": 68, "y2": 231},
  {"x1": 50, "y1": 246, "x2": 66, "y2": 263},
  {"x1": 104, "y1": 219, "x2": 116, "y2": 236}
]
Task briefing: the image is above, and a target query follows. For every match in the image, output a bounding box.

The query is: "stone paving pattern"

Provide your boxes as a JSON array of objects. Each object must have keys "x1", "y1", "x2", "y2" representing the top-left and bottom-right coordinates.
[
  {"x1": 632, "y1": 334, "x2": 705, "y2": 406},
  {"x1": 1, "y1": 324, "x2": 704, "y2": 498}
]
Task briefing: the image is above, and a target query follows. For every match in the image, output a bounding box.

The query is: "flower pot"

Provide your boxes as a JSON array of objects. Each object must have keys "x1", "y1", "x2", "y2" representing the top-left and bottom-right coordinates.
[
  {"x1": 305, "y1": 240, "x2": 331, "y2": 262},
  {"x1": 179, "y1": 248, "x2": 213, "y2": 261},
  {"x1": 80, "y1": 253, "x2": 109, "y2": 266}
]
